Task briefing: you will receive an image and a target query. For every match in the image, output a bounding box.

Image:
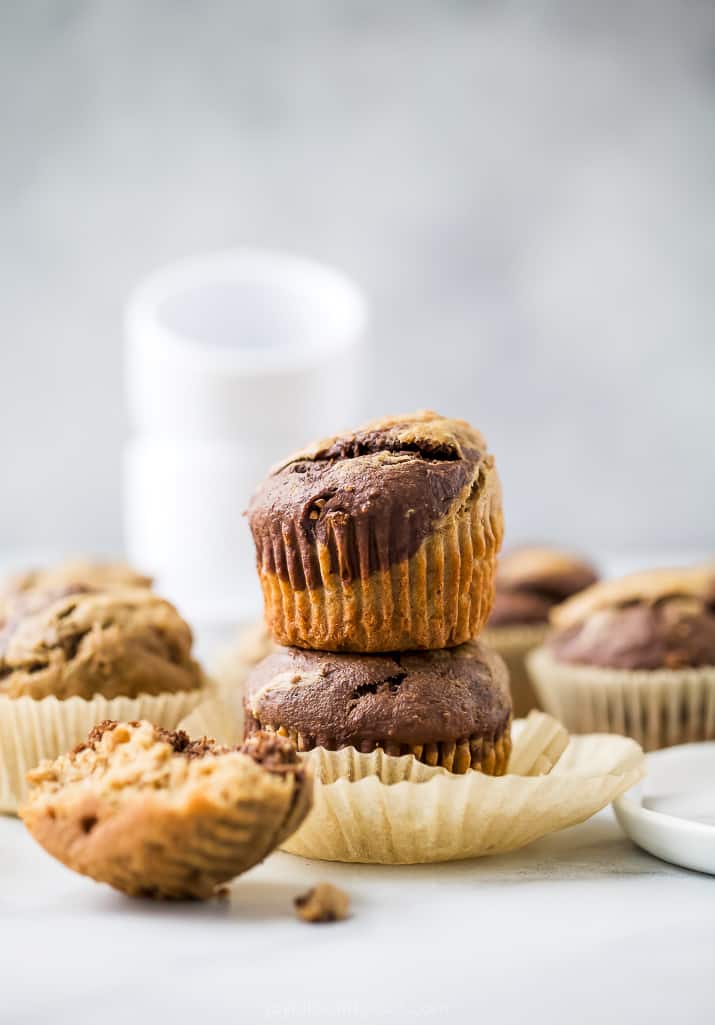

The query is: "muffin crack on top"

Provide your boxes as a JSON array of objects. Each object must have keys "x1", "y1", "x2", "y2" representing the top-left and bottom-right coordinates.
[{"x1": 248, "y1": 410, "x2": 503, "y2": 652}]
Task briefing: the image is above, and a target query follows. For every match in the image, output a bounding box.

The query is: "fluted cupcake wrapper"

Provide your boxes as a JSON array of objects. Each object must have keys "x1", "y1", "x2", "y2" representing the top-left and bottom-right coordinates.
[
  {"x1": 0, "y1": 686, "x2": 208, "y2": 814},
  {"x1": 179, "y1": 702, "x2": 636, "y2": 865},
  {"x1": 482, "y1": 623, "x2": 550, "y2": 718},
  {"x1": 254, "y1": 465, "x2": 503, "y2": 652},
  {"x1": 527, "y1": 646, "x2": 715, "y2": 752},
  {"x1": 281, "y1": 718, "x2": 641, "y2": 863}
]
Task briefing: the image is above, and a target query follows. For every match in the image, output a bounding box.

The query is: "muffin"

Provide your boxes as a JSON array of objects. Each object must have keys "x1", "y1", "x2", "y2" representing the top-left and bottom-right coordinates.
[
  {"x1": 244, "y1": 640, "x2": 512, "y2": 775},
  {"x1": 0, "y1": 586, "x2": 201, "y2": 699},
  {"x1": 247, "y1": 410, "x2": 503, "y2": 652},
  {"x1": 527, "y1": 565, "x2": 715, "y2": 750},
  {"x1": 1, "y1": 559, "x2": 151, "y2": 606},
  {"x1": 21, "y1": 721, "x2": 311, "y2": 899},
  {"x1": 483, "y1": 547, "x2": 598, "y2": 717},
  {"x1": 0, "y1": 587, "x2": 206, "y2": 811}
]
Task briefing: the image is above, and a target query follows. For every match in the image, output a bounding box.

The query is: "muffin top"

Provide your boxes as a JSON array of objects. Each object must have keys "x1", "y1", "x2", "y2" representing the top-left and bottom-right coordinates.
[
  {"x1": 488, "y1": 547, "x2": 598, "y2": 627},
  {"x1": 0, "y1": 587, "x2": 202, "y2": 699},
  {"x1": 1, "y1": 559, "x2": 151, "y2": 605},
  {"x1": 548, "y1": 565, "x2": 715, "y2": 670},
  {"x1": 245, "y1": 641, "x2": 511, "y2": 748},
  {"x1": 247, "y1": 410, "x2": 498, "y2": 586}
]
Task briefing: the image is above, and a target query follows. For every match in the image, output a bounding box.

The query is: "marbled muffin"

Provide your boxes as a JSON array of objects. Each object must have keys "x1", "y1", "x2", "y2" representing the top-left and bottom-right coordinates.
[
  {"x1": 244, "y1": 641, "x2": 512, "y2": 775},
  {"x1": 0, "y1": 587, "x2": 202, "y2": 700},
  {"x1": 483, "y1": 547, "x2": 598, "y2": 717},
  {"x1": 21, "y1": 721, "x2": 311, "y2": 899},
  {"x1": 528, "y1": 565, "x2": 715, "y2": 750},
  {"x1": 247, "y1": 410, "x2": 503, "y2": 652}
]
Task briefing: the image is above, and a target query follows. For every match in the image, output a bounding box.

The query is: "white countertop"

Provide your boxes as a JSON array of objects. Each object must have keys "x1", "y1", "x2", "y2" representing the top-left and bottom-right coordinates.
[{"x1": 2, "y1": 807, "x2": 713, "y2": 1025}]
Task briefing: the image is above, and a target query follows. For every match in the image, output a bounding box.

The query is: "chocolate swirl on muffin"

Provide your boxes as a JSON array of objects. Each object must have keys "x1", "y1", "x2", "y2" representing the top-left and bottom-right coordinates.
[
  {"x1": 548, "y1": 566, "x2": 715, "y2": 670},
  {"x1": 244, "y1": 641, "x2": 512, "y2": 775},
  {"x1": 248, "y1": 410, "x2": 503, "y2": 652}
]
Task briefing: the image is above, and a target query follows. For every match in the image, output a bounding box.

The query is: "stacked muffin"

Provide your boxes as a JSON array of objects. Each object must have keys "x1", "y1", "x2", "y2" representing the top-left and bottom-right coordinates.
[{"x1": 243, "y1": 410, "x2": 513, "y2": 775}]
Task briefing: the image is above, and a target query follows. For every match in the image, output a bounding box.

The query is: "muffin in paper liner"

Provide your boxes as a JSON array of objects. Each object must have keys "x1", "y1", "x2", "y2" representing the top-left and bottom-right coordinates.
[
  {"x1": 527, "y1": 646, "x2": 715, "y2": 752},
  {"x1": 258, "y1": 483, "x2": 502, "y2": 652},
  {"x1": 248, "y1": 411, "x2": 503, "y2": 653},
  {"x1": 482, "y1": 623, "x2": 549, "y2": 718},
  {"x1": 180, "y1": 700, "x2": 640, "y2": 864},
  {"x1": 0, "y1": 686, "x2": 207, "y2": 814}
]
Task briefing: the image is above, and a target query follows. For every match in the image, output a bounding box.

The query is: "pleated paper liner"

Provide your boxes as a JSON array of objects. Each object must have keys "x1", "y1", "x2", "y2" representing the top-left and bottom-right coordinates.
[
  {"x1": 527, "y1": 646, "x2": 715, "y2": 752},
  {"x1": 210, "y1": 622, "x2": 277, "y2": 717},
  {"x1": 482, "y1": 623, "x2": 549, "y2": 718},
  {"x1": 255, "y1": 462, "x2": 503, "y2": 652},
  {"x1": 281, "y1": 727, "x2": 642, "y2": 864},
  {"x1": 0, "y1": 686, "x2": 208, "y2": 814},
  {"x1": 179, "y1": 701, "x2": 640, "y2": 864}
]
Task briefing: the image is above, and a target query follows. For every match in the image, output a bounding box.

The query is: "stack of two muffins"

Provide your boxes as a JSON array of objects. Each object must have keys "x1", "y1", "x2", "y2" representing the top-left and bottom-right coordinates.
[{"x1": 243, "y1": 411, "x2": 513, "y2": 777}]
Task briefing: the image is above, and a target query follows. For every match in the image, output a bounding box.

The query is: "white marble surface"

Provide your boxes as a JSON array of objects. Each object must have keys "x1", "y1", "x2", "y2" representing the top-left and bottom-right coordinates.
[{"x1": 1, "y1": 807, "x2": 713, "y2": 1024}]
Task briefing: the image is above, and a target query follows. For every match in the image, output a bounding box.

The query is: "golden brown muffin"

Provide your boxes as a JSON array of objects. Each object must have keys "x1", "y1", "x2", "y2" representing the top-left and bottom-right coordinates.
[
  {"x1": 528, "y1": 564, "x2": 715, "y2": 750},
  {"x1": 1, "y1": 559, "x2": 151, "y2": 604},
  {"x1": 483, "y1": 546, "x2": 598, "y2": 716},
  {"x1": 247, "y1": 410, "x2": 503, "y2": 652},
  {"x1": 21, "y1": 721, "x2": 312, "y2": 899},
  {"x1": 0, "y1": 587, "x2": 202, "y2": 700},
  {"x1": 244, "y1": 640, "x2": 512, "y2": 775}
]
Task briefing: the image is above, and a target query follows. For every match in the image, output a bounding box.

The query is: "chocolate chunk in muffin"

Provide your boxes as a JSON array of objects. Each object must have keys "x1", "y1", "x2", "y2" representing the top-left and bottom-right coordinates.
[
  {"x1": 20, "y1": 721, "x2": 312, "y2": 899},
  {"x1": 548, "y1": 565, "x2": 715, "y2": 670},
  {"x1": 244, "y1": 641, "x2": 512, "y2": 775},
  {"x1": 0, "y1": 587, "x2": 202, "y2": 699},
  {"x1": 247, "y1": 410, "x2": 503, "y2": 652}
]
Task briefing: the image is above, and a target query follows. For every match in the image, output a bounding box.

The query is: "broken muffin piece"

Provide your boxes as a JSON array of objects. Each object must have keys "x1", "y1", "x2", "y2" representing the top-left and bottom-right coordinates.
[
  {"x1": 20, "y1": 721, "x2": 313, "y2": 899},
  {"x1": 294, "y1": 882, "x2": 350, "y2": 923}
]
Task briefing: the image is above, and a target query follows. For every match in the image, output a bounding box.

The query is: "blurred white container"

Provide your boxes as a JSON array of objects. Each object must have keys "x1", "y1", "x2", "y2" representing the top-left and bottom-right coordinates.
[
  {"x1": 123, "y1": 249, "x2": 368, "y2": 625},
  {"x1": 125, "y1": 249, "x2": 368, "y2": 441}
]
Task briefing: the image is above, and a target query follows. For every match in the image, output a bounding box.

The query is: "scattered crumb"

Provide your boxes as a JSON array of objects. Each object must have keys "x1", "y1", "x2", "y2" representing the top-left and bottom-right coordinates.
[{"x1": 294, "y1": 882, "x2": 350, "y2": 923}]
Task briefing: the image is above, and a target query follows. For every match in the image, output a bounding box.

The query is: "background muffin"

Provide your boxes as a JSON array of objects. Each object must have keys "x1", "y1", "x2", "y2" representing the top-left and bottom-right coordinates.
[
  {"x1": 248, "y1": 410, "x2": 503, "y2": 652},
  {"x1": 528, "y1": 564, "x2": 715, "y2": 750},
  {"x1": 0, "y1": 587, "x2": 202, "y2": 700},
  {"x1": 244, "y1": 640, "x2": 512, "y2": 775},
  {"x1": 1, "y1": 559, "x2": 151, "y2": 605},
  {"x1": 0, "y1": 586, "x2": 206, "y2": 812},
  {"x1": 483, "y1": 547, "x2": 598, "y2": 717}
]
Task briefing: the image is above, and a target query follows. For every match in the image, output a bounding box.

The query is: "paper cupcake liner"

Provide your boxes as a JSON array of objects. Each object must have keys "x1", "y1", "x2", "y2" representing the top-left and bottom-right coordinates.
[
  {"x1": 180, "y1": 697, "x2": 245, "y2": 747},
  {"x1": 255, "y1": 464, "x2": 503, "y2": 652},
  {"x1": 282, "y1": 720, "x2": 642, "y2": 864},
  {"x1": 527, "y1": 646, "x2": 715, "y2": 752},
  {"x1": 0, "y1": 687, "x2": 207, "y2": 814},
  {"x1": 249, "y1": 721, "x2": 512, "y2": 775},
  {"x1": 210, "y1": 622, "x2": 278, "y2": 717},
  {"x1": 482, "y1": 623, "x2": 550, "y2": 718},
  {"x1": 181, "y1": 703, "x2": 561, "y2": 783},
  {"x1": 179, "y1": 701, "x2": 633, "y2": 865}
]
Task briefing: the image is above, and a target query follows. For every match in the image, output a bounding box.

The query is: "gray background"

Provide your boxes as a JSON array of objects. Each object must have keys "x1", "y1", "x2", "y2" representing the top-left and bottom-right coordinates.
[{"x1": 1, "y1": 0, "x2": 713, "y2": 559}]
